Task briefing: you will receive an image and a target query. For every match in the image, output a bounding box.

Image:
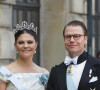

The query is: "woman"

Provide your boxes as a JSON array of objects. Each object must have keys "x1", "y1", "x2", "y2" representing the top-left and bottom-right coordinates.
[{"x1": 0, "y1": 21, "x2": 49, "y2": 90}]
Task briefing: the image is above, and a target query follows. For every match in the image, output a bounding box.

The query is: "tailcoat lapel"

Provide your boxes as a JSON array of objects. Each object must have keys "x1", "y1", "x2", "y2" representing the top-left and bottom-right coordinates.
[
  {"x1": 56, "y1": 63, "x2": 67, "y2": 90},
  {"x1": 78, "y1": 54, "x2": 100, "y2": 90},
  {"x1": 78, "y1": 61, "x2": 91, "y2": 90}
]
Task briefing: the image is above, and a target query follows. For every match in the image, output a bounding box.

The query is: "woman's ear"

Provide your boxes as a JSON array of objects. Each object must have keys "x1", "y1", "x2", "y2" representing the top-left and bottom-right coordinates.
[{"x1": 14, "y1": 43, "x2": 17, "y2": 48}]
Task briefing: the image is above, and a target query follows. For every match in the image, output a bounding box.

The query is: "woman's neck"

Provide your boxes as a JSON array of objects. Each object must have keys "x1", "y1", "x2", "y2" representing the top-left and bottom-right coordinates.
[{"x1": 16, "y1": 57, "x2": 34, "y2": 67}]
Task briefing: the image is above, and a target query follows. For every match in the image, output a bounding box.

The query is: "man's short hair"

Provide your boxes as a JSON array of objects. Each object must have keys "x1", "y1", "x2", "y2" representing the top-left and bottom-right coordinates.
[{"x1": 63, "y1": 20, "x2": 87, "y2": 37}]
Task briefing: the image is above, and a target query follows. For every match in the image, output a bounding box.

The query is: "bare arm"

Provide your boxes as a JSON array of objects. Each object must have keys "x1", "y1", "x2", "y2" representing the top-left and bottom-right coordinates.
[{"x1": 0, "y1": 80, "x2": 7, "y2": 90}]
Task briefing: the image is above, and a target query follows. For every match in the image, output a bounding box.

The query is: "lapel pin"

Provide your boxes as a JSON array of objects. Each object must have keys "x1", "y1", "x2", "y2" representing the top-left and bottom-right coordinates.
[{"x1": 89, "y1": 69, "x2": 92, "y2": 77}]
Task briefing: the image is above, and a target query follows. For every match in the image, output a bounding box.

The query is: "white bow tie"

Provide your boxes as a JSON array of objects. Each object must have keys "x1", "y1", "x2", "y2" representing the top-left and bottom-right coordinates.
[{"x1": 64, "y1": 56, "x2": 79, "y2": 65}]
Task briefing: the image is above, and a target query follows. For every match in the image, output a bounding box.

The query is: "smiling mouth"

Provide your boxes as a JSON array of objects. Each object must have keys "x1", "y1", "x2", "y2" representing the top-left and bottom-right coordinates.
[
  {"x1": 69, "y1": 45, "x2": 77, "y2": 47},
  {"x1": 22, "y1": 50, "x2": 31, "y2": 52}
]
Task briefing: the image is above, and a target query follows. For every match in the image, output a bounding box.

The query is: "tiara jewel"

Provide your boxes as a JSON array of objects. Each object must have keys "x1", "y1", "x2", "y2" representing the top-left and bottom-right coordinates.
[{"x1": 14, "y1": 21, "x2": 37, "y2": 34}]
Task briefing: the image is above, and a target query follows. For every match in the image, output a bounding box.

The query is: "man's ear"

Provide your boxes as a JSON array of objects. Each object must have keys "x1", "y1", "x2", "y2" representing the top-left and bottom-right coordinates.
[{"x1": 85, "y1": 36, "x2": 88, "y2": 44}]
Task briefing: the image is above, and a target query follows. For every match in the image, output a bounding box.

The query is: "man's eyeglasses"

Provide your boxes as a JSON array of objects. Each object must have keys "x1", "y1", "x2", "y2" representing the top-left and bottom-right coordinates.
[{"x1": 64, "y1": 34, "x2": 85, "y2": 41}]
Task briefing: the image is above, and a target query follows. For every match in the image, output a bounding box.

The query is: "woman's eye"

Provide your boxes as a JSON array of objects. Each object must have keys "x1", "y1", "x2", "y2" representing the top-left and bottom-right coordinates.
[
  {"x1": 18, "y1": 41, "x2": 24, "y2": 44},
  {"x1": 28, "y1": 41, "x2": 33, "y2": 44}
]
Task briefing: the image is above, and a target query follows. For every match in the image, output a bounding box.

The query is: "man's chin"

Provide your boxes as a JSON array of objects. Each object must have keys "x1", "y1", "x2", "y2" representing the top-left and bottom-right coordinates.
[{"x1": 67, "y1": 49, "x2": 76, "y2": 53}]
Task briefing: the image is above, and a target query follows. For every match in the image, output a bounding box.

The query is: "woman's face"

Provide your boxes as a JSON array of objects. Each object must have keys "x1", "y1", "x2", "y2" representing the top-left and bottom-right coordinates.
[{"x1": 14, "y1": 33, "x2": 37, "y2": 59}]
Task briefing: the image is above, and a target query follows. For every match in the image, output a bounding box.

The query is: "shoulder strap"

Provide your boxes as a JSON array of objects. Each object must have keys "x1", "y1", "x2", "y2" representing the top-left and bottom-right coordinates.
[{"x1": 0, "y1": 66, "x2": 26, "y2": 90}]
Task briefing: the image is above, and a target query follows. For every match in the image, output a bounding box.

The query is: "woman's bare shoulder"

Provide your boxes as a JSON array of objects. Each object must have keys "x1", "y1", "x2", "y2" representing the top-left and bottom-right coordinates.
[
  {"x1": 36, "y1": 65, "x2": 49, "y2": 73},
  {"x1": 5, "y1": 62, "x2": 17, "y2": 72},
  {"x1": 41, "y1": 67, "x2": 49, "y2": 73}
]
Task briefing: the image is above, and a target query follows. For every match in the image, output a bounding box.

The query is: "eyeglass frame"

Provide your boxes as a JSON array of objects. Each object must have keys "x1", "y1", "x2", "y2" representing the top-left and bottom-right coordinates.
[{"x1": 64, "y1": 34, "x2": 86, "y2": 41}]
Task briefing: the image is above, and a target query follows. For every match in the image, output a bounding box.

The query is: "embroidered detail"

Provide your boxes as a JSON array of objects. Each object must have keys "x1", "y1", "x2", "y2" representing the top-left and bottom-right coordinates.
[{"x1": 5, "y1": 74, "x2": 12, "y2": 78}]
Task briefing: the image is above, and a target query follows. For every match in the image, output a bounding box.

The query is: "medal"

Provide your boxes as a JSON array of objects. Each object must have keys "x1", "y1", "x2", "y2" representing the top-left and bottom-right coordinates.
[
  {"x1": 89, "y1": 69, "x2": 92, "y2": 77},
  {"x1": 67, "y1": 64, "x2": 72, "y2": 75}
]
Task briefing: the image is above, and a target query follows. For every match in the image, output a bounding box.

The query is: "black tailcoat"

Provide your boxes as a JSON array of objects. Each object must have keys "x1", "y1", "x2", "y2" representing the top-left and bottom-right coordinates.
[{"x1": 47, "y1": 52, "x2": 100, "y2": 90}]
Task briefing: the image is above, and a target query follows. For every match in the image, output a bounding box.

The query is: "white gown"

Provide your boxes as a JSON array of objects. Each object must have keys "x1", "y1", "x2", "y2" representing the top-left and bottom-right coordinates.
[{"x1": 0, "y1": 67, "x2": 49, "y2": 90}]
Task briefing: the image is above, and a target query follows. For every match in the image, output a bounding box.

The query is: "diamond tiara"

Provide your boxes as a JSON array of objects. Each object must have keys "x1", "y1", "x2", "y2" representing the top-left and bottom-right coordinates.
[{"x1": 14, "y1": 21, "x2": 37, "y2": 34}]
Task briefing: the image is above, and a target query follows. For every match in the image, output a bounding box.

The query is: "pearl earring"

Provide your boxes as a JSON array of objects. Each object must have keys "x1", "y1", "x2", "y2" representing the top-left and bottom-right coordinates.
[{"x1": 34, "y1": 51, "x2": 36, "y2": 53}]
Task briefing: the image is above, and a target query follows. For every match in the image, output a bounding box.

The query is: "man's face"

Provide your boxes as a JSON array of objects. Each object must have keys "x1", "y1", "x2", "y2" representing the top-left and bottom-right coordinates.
[{"x1": 64, "y1": 25, "x2": 87, "y2": 57}]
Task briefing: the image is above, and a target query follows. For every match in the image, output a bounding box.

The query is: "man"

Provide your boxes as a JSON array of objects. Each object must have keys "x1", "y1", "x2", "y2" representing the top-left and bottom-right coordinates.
[{"x1": 47, "y1": 20, "x2": 100, "y2": 90}]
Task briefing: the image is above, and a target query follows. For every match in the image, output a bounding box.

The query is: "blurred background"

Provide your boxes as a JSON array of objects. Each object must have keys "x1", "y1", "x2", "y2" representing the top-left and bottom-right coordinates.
[{"x1": 0, "y1": 0, "x2": 99, "y2": 71}]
